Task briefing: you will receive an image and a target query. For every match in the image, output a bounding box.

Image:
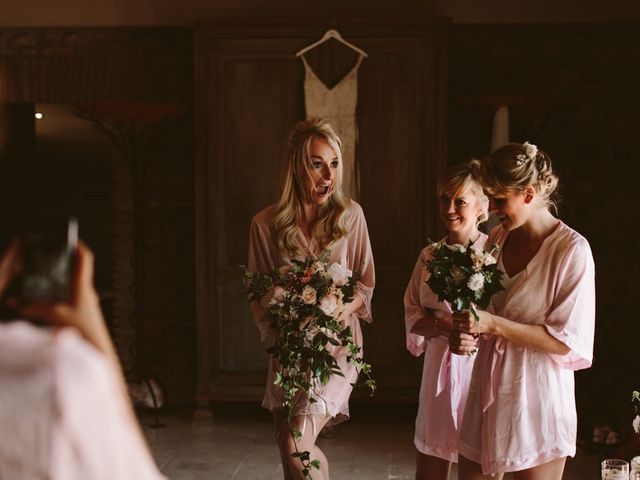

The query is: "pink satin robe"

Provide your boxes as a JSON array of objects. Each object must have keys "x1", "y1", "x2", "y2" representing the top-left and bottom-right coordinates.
[
  {"x1": 0, "y1": 321, "x2": 164, "y2": 480},
  {"x1": 458, "y1": 222, "x2": 596, "y2": 475},
  {"x1": 404, "y1": 234, "x2": 487, "y2": 462},
  {"x1": 247, "y1": 201, "x2": 375, "y2": 422}
]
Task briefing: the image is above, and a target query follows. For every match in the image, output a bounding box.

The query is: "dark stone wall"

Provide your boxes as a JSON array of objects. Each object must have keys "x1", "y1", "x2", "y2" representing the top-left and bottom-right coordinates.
[{"x1": 449, "y1": 24, "x2": 640, "y2": 433}]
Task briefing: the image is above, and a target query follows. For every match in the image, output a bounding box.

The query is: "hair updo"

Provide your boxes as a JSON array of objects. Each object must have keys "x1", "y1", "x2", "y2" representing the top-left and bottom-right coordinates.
[
  {"x1": 477, "y1": 142, "x2": 560, "y2": 212},
  {"x1": 438, "y1": 160, "x2": 490, "y2": 225}
]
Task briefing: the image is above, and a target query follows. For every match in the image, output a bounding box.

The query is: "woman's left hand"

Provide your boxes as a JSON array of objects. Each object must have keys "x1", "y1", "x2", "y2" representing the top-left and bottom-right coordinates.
[
  {"x1": 452, "y1": 309, "x2": 493, "y2": 336},
  {"x1": 337, "y1": 304, "x2": 353, "y2": 323},
  {"x1": 338, "y1": 293, "x2": 364, "y2": 323},
  {"x1": 449, "y1": 329, "x2": 478, "y2": 356}
]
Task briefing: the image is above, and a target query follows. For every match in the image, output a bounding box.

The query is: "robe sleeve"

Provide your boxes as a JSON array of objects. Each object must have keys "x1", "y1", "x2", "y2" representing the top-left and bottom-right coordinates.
[
  {"x1": 544, "y1": 237, "x2": 596, "y2": 370},
  {"x1": 403, "y1": 251, "x2": 427, "y2": 356},
  {"x1": 349, "y1": 203, "x2": 375, "y2": 323},
  {"x1": 247, "y1": 215, "x2": 276, "y2": 343}
]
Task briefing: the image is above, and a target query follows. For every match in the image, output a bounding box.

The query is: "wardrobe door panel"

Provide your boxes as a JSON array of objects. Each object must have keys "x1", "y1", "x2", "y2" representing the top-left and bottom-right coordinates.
[{"x1": 196, "y1": 23, "x2": 447, "y2": 402}]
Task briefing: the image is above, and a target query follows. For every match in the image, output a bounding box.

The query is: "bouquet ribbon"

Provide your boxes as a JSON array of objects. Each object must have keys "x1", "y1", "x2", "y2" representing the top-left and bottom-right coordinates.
[{"x1": 435, "y1": 349, "x2": 450, "y2": 398}]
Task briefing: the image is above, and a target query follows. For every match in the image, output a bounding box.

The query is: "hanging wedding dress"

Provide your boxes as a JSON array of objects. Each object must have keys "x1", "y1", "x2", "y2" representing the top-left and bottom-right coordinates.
[{"x1": 301, "y1": 53, "x2": 365, "y2": 200}]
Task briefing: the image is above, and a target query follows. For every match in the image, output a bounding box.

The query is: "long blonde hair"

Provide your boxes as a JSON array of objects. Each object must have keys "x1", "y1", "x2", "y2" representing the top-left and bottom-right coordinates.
[{"x1": 274, "y1": 118, "x2": 350, "y2": 256}]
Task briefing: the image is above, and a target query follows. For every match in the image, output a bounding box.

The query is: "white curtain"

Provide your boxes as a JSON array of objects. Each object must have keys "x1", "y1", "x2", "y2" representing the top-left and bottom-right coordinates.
[
  {"x1": 491, "y1": 106, "x2": 510, "y2": 150},
  {"x1": 482, "y1": 106, "x2": 510, "y2": 233}
]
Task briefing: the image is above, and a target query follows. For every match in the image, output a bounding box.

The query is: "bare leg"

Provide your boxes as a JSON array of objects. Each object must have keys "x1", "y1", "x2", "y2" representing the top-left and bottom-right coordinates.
[
  {"x1": 273, "y1": 411, "x2": 294, "y2": 480},
  {"x1": 457, "y1": 455, "x2": 497, "y2": 480},
  {"x1": 415, "y1": 451, "x2": 452, "y2": 480},
  {"x1": 273, "y1": 410, "x2": 332, "y2": 480},
  {"x1": 513, "y1": 457, "x2": 566, "y2": 480}
]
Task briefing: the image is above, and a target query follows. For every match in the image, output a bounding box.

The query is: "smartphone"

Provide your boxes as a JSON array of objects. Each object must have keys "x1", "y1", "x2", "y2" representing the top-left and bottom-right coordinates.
[{"x1": 18, "y1": 217, "x2": 78, "y2": 303}]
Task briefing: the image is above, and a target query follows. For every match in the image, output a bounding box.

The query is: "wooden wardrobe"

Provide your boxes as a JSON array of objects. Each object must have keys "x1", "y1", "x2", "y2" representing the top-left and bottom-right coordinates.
[{"x1": 195, "y1": 19, "x2": 448, "y2": 407}]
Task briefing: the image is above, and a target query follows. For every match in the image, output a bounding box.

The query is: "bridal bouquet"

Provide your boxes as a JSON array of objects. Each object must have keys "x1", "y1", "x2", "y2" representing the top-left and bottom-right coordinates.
[
  {"x1": 424, "y1": 241, "x2": 504, "y2": 323},
  {"x1": 243, "y1": 253, "x2": 375, "y2": 478}
]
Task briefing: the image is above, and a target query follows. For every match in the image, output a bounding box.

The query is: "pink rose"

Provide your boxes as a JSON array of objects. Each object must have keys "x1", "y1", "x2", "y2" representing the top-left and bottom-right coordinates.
[
  {"x1": 270, "y1": 286, "x2": 285, "y2": 305},
  {"x1": 301, "y1": 286, "x2": 317, "y2": 304}
]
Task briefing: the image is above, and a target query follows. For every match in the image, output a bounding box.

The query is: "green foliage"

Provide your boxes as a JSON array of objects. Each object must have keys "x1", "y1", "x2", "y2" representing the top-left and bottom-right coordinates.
[
  {"x1": 243, "y1": 252, "x2": 375, "y2": 479},
  {"x1": 424, "y1": 241, "x2": 505, "y2": 316}
]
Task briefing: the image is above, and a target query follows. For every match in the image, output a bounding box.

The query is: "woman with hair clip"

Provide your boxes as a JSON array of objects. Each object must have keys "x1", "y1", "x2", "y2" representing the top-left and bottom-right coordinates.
[
  {"x1": 449, "y1": 142, "x2": 596, "y2": 480},
  {"x1": 404, "y1": 161, "x2": 501, "y2": 480},
  {"x1": 247, "y1": 117, "x2": 375, "y2": 480}
]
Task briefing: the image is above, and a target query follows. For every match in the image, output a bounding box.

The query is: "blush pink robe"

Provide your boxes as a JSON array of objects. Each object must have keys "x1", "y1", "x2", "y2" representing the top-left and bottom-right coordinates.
[
  {"x1": 0, "y1": 321, "x2": 164, "y2": 480},
  {"x1": 404, "y1": 234, "x2": 487, "y2": 462},
  {"x1": 248, "y1": 201, "x2": 375, "y2": 423},
  {"x1": 458, "y1": 222, "x2": 596, "y2": 475}
]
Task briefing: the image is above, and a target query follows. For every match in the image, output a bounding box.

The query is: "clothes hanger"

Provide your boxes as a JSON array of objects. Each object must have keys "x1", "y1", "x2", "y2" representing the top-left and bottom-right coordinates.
[{"x1": 296, "y1": 29, "x2": 368, "y2": 58}]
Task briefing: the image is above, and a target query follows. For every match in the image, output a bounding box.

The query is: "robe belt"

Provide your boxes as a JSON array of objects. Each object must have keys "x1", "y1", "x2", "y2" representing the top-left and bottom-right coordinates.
[
  {"x1": 434, "y1": 343, "x2": 462, "y2": 430},
  {"x1": 481, "y1": 335, "x2": 506, "y2": 413},
  {"x1": 478, "y1": 335, "x2": 507, "y2": 475}
]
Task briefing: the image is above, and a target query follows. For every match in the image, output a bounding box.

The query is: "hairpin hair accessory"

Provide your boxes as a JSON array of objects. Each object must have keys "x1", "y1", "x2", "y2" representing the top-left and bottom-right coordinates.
[{"x1": 516, "y1": 141, "x2": 538, "y2": 166}]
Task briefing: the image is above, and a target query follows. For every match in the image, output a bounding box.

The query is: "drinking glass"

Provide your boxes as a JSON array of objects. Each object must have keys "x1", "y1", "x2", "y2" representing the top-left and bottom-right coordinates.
[
  {"x1": 630, "y1": 456, "x2": 640, "y2": 480},
  {"x1": 601, "y1": 459, "x2": 628, "y2": 480}
]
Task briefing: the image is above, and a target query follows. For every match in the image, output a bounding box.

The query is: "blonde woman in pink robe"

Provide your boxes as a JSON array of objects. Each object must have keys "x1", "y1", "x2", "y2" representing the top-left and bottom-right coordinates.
[
  {"x1": 248, "y1": 118, "x2": 375, "y2": 480},
  {"x1": 404, "y1": 162, "x2": 491, "y2": 480},
  {"x1": 450, "y1": 143, "x2": 595, "y2": 480}
]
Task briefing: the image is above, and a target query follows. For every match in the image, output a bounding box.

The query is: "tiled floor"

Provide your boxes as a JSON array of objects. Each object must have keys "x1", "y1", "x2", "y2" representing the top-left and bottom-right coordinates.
[{"x1": 142, "y1": 404, "x2": 601, "y2": 480}]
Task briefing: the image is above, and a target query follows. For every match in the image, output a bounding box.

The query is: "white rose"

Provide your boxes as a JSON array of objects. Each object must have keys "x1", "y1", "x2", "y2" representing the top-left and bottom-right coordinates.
[
  {"x1": 633, "y1": 415, "x2": 640, "y2": 434},
  {"x1": 319, "y1": 294, "x2": 338, "y2": 316},
  {"x1": 467, "y1": 272, "x2": 485, "y2": 291},
  {"x1": 450, "y1": 265, "x2": 467, "y2": 285},
  {"x1": 484, "y1": 253, "x2": 497, "y2": 266},
  {"x1": 327, "y1": 263, "x2": 352, "y2": 287},
  {"x1": 523, "y1": 141, "x2": 538, "y2": 158},
  {"x1": 301, "y1": 286, "x2": 317, "y2": 304},
  {"x1": 445, "y1": 243, "x2": 466, "y2": 253}
]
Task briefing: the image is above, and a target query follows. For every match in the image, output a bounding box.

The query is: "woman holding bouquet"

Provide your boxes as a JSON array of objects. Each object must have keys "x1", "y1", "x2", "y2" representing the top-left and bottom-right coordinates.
[
  {"x1": 404, "y1": 162, "x2": 491, "y2": 480},
  {"x1": 247, "y1": 117, "x2": 375, "y2": 480},
  {"x1": 449, "y1": 143, "x2": 595, "y2": 480}
]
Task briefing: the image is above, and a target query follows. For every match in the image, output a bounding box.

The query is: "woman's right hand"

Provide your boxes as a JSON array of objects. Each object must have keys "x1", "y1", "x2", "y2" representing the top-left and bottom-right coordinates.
[
  {"x1": 410, "y1": 311, "x2": 453, "y2": 337},
  {"x1": 11, "y1": 242, "x2": 112, "y2": 356}
]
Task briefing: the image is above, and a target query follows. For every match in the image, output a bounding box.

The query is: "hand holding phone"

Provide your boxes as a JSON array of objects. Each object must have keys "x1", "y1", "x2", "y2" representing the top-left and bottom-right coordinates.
[{"x1": 18, "y1": 217, "x2": 78, "y2": 303}]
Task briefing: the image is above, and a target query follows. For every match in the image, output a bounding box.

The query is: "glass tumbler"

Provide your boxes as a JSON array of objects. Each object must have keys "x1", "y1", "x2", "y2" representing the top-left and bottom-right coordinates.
[{"x1": 601, "y1": 459, "x2": 628, "y2": 480}]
